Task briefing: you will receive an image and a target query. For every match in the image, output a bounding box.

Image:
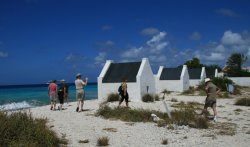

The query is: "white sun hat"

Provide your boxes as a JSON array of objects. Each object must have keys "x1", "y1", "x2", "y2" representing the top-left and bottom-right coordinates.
[{"x1": 205, "y1": 78, "x2": 211, "y2": 83}]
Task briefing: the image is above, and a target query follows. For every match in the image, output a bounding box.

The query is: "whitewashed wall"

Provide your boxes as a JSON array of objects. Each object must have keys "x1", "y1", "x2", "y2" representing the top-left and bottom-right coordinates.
[
  {"x1": 137, "y1": 58, "x2": 156, "y2": 100},
  {"x1": 98, "y1": 60, "x2": 113, "y2": 101},
  {"x1": 228, "y1": 77, "x2": 250, "y2": 87},
  {"x1": 156, "y1": 80, "x2": 182, "y2": 93},
  {"x1": 155, "y1": 65, "x2": 190, "y2": 93},
  {"x1": 181, "y1": 65, "x2": 190, "y2": 91},
  {"x1": 189, "y1": 67, "x2": 206, "y2": 87}
]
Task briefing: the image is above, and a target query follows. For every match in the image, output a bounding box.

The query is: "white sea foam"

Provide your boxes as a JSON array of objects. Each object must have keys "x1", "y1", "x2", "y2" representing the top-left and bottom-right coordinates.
[{"x1": 0, "y1": 101, "x2": 32, "y2": 111}]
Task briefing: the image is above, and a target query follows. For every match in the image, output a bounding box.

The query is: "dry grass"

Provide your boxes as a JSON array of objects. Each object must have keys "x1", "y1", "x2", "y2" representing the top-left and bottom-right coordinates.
[
  {"x1": 211, "y1": 122, "x2": 237, "y2": 136},
  {"x1": 142, "y1": 94, "x2": 155, "y2": 102},
  {"x1": 96, "y1": 104, "x2": 209, "y2": 129},
  {"x1": 235, "y1": 98, "x2": 250, "y2": 106},
  {"x1": 103, "y1": 128, "x2": 117, "y2": 132},
  {"x1": 161, "y1": 139, "x2": 168, "y2": 145},
  {"x1": 97, "y1": 136, "x2": 109, "y2": 146},
  {"x1": 171, "y1": 98, "x2": 178, "y2": 102},
  {"x1": 107, "y1": 93, "x2": 120, "y2": 102},
  {"x1": 79, "y1": 139, "x2": 89, "y2": 143}
]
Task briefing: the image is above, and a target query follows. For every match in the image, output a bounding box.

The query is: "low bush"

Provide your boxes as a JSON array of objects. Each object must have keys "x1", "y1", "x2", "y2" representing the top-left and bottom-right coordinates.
[
  {"x1": 142, "y1": 94, "x2": 154, "y2": 102},
  {"x1": 235, "y1": 98, "x2": 250, "y2": 106},
  {"x1": 171, "y1": 98, "x2": 178, "y2": 102},
  {"x1": 96, "y1": 105, "x2": 209, "y2": 129},
  {"x1": 161, "y1": 139, "x2": 168, "y2": 145},
  {"x1": 96, "y1": 105, "x2": 169, "y2": 122},
  {"x1": 181, "y1": 87, "x2": 195, "y2": 95},
  {"x1": 107, "y1": 93, "x2": 120, "y2": 102},
  {"x1": 97, "y1": 136, "x2": 109, "y2": 146},
  {"x1": 212, "y1": 77, "x2": 233, "y2": 91},
  {"x1": 0, "y1": 111, "x2": 67, "y2": 146},
  {"x1": 154, "y1": 94, "x2": 160, "y2": 101}
]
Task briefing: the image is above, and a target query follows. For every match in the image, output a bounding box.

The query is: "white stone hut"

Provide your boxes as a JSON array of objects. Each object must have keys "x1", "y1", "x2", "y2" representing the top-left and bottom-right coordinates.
[
  {"x1": 188, "y1": 67, "x2": 206, "y2": 87},
  {"x1": 98, "y1": 58, "x2": 155, "y2": 101},
  {"x1": 155, "y1": 65, "x2": 189, "y2": 93}
]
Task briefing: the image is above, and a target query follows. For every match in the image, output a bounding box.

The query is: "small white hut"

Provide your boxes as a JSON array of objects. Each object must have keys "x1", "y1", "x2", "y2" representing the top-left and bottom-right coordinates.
[
  {"x1": 155, "y1": 65, "x2": 189, "y2": 93},
  {"x1": 98, "y1": 58, "x2": 155, "y2": 101},
  {"x1": 188, "y1": 67, "x2": 206, "y2": 87}
]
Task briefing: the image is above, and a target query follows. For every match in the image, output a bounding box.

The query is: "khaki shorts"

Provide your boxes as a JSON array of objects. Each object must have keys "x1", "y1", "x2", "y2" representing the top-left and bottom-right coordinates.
[
  {"x1": 50, "y1": 94, "x2": 57, "y2": 102},
  {"x1": 76, "y1": 90, "x2": 85, "y2": 101}
]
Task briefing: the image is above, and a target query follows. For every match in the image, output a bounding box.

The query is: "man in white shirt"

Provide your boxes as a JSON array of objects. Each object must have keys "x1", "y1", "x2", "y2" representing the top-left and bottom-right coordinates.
[{"x1": 75, "y1": 73, "x2": 88, "y2": 112}]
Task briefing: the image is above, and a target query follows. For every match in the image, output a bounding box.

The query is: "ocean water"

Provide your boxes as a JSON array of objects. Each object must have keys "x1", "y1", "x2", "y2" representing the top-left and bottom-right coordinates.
[{"x1": 0, "y1": 83, "x2": 97, "y2": 111}]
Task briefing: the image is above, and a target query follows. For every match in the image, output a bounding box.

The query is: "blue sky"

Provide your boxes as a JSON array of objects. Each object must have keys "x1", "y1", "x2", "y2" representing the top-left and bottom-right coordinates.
[{"x1": 1, "y1": 0, "x2": 250, "y2": 85}]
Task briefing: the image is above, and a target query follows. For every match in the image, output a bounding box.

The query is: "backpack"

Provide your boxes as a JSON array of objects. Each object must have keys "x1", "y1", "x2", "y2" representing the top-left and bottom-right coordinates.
[{"x1": 118, "y1": 84, "x2": 123, "y2": 94}]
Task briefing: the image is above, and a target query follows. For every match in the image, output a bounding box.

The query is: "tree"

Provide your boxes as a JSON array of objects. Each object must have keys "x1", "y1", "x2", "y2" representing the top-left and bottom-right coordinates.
[
  {"x1": 226, "y1": 53, "x2": 247, "y2": 70},
  {"x1": 184, "y1": 57, "x2": 203, "y2": 68}
]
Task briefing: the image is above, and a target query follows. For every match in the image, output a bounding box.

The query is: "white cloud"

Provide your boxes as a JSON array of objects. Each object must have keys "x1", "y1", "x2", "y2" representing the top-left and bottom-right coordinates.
[
  {"x1": 190, "y1": 32, "x2": 201, "y2": 41},
  {"x1": 248, "y1": 47, "x2": 250, "y2": 56},
  {"x1": 149, "y1": 55, "x2": 167, "y2": 63},
  {"x1": 216, "y1": 8, "x2": 239, "y2": 17},
  {"x1": 121, "y1": 47, "x2": 143, "y2": 58},
  {"x1": 214, "y1": 44, "x2": 225, "y2": 52},
  {"x1": 141, "y1": 27, "x2": 159, "y2": 36},
  {"x1": 0, "y1": 51, "x2": 8, "y2": 58},
  {"x1": 65, "y1": 53, "x2": 84, "y2": 61},
  {"x1": 221, "y1": 30, "x2": 245, "y2": 45},
  {"x1": 203, "y1": 52, "x2": 225, "y2": 61},
  {"x1": 147, "y1": 32, "x2": 168, "y2": 54},
  {"x1": 94, "y1": 52, "x2": 107, "y2": 65}
]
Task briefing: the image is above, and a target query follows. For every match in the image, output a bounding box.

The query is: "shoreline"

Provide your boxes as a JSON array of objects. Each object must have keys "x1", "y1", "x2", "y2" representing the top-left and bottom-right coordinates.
[{"x1": 25, "y1": 95, "x2": 250, "y2": 147}]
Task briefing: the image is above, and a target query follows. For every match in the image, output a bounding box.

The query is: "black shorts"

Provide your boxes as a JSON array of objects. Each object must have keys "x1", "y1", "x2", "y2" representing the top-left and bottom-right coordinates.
[
  {"x1": 58, "y1": 96, "x2": 64, "y2": 104},
  {"x1": 205, "y1": 98, "x2": 216, "y2": 108},
  {"x1": 120, "y1": 92, "x2": 129, "y2": 103}
]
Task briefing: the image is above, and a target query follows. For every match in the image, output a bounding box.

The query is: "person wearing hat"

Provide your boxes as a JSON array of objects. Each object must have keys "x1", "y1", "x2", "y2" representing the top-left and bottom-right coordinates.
[
  {"x1": 48, "y1": 80, "x2": 57, "y2": 111},
  {"x1": 201, "y1": 78, "x2": 221, "y2": 122},
  {"x1": 75, "y1": 73, "x2": 88, "y2": 112}
]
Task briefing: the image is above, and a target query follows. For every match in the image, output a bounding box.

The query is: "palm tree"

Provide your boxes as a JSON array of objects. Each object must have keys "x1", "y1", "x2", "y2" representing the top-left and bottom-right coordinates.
[{"x1": 227, "y1": 53, "x2": 247, "y2": 70}]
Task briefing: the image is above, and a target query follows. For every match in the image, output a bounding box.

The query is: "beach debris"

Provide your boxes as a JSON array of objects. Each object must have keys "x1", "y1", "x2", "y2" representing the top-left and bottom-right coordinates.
[{"x1": 151, "y1": 113, "x2": 161, "y2": 122}]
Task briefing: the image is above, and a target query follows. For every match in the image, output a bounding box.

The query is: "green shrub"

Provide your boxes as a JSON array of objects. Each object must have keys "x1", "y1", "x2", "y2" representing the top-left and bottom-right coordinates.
[
  {"x1": 154, "y1": 94, "x2": 160, "y2": 101},
  {"x1": 235, "y1": 98, "x2": 250, "y2": 106},
  {"x1": 142, "y1": 94, "x2": 154, "y2": 102},
  {"x1": 212, "y1": 77, "x2": 233, "y2": 91},
  {"x1": 97, "y1": 136, "x2": 109, "y2": 146},
  {"x1": 107, "y1": 93, "x2": 120, "y2": 102},
  {"x1": 0, "y1": 111, "x2": 67, "y2": 146}
]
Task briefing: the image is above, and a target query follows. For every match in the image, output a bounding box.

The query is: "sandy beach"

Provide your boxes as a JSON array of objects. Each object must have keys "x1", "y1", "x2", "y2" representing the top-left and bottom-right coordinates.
[{"x1": 28, "y1": 94, "x2": 250, "y2": 147}]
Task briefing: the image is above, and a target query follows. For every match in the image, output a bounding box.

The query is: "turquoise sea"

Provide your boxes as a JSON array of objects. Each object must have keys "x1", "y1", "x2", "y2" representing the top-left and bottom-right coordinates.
[{"x1": 0, "y1": 83, "x2": 97, "y2": 111}]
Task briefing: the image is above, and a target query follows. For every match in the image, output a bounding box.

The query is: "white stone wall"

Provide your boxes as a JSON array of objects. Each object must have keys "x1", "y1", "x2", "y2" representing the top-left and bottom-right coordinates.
[
  {"x1": 189, "y1": 67, "x2": 206, "y2": 87},
  {"x1": 228, "y1": 77, "x2": 250, "y2": 87},
  {"x1": 181, "y1": 65, "x2": 190, "y2": 91},
  {"x1": 97, "y1": 60, "x2": 113, "y2": 101},
  {"x1": 137, "y1": 58, "x2": 156, "y2": 100},
  {"x1": 155, "y1": 65, "x2": 190, "y2": 93}
]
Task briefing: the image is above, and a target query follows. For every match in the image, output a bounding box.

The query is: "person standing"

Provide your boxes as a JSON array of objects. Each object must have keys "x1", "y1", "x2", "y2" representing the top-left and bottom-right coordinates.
[
  {"x1": 57, "y1": 80, "x2": 66, "y2": 111},
  {"x1": 75, "y1": 73, "x2": 88, "y2": 112},
  {"x1": 201, "y1": 78, "x2": 221, "y2": 122},
  {"x1": 118, "y1": 78, "x2": 129, "y2": 107},
  {"x1": 61, "y1": 79, "x2": 69, "y2": 104},
  {"x1": 48, "y1": 80, "x2": 57, "y2": 111}
]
